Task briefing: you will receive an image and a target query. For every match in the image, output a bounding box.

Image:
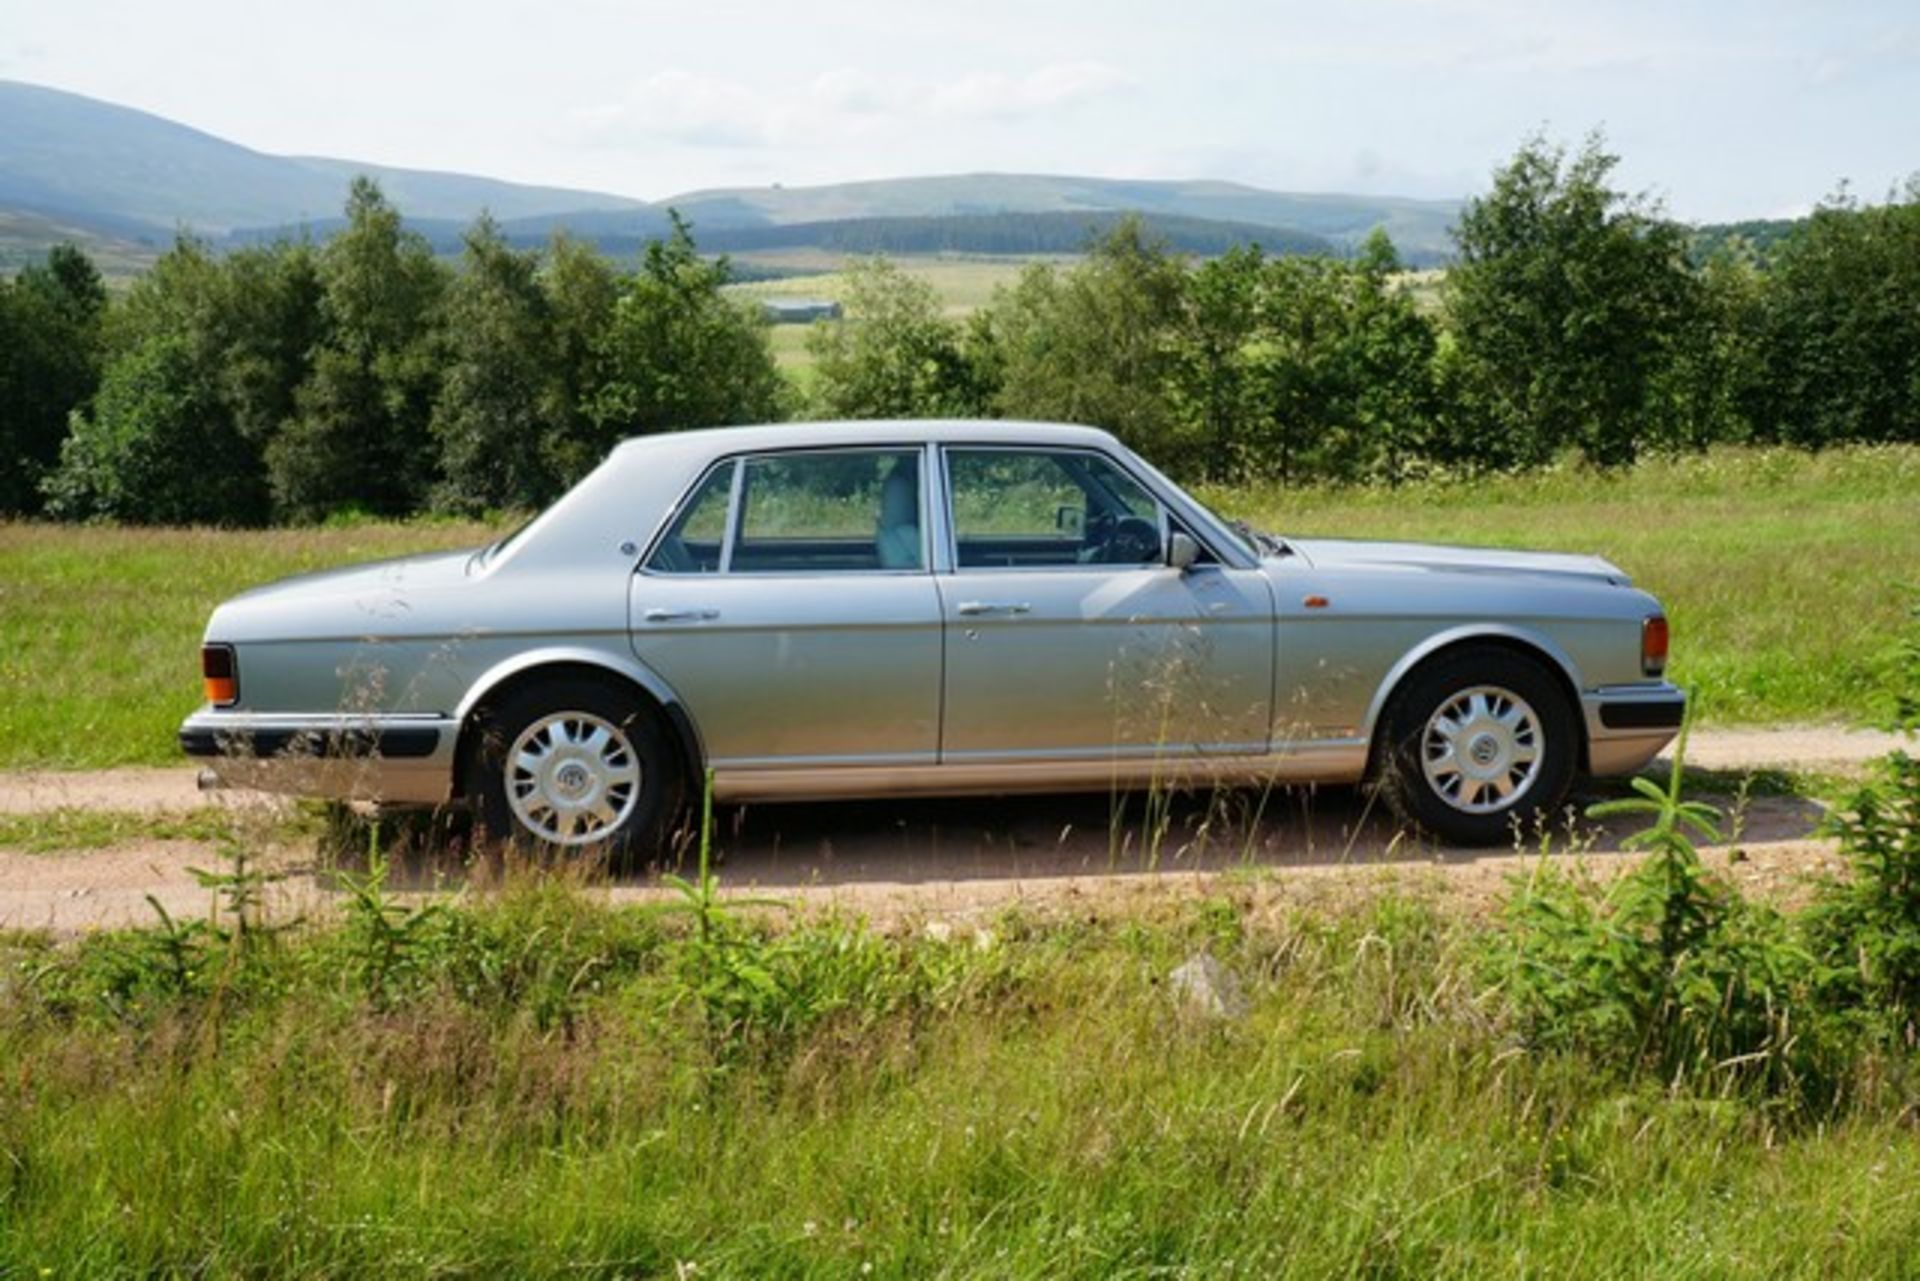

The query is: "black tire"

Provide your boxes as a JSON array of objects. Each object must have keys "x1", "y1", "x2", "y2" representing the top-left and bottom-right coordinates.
[
  {"x1": 464, "y1": 676, "x2": 686, "y2": 871},
  {"x1": 1372, "y1": 645, "x2": 1578, "y2": 847}
]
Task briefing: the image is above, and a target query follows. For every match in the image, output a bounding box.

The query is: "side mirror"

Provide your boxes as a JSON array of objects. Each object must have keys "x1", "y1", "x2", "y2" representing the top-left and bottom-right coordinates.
[{"x1": 1167, "y1": 531, "x2": 1200, "y2": 572}]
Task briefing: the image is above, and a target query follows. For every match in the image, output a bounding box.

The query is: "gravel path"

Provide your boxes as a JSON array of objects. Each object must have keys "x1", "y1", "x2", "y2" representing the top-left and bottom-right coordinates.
[{"x1": 0, "y1": 726, "x2": 1906, "y2": 933}]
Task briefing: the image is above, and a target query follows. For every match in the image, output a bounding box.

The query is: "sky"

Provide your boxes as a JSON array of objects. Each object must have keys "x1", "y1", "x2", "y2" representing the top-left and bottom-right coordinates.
[{"x1": 0, "y1": 0, "x2": 1914, "y2": 220}]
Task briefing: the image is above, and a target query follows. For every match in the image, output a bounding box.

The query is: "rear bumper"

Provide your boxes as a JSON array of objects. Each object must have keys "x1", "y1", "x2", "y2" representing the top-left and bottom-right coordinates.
[
  {"x1": 1581, "y1": 682, "x2": 1685, "y2": 776},
  {"x1": 179, "y1": 710, "x2": 458, "y2": 804}
]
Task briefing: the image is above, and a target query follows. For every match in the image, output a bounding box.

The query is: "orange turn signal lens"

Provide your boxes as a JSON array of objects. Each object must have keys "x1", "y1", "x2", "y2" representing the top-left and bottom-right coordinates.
[
  {"x1": 1641, "y1": 616, "x2": 1669, "y2": 677},
  {"x1": 202, "y1": 644, "x2": 238, "y2": 705}
]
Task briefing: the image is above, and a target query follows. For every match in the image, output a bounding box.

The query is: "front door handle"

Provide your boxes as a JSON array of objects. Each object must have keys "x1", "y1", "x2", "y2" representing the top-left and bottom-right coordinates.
[
  {"x1": 642, "y1": 607, "x2": 721, "y2": 623},
  {"x1": 956, "y1": 601, "x2": 1032, "y2": 617}
]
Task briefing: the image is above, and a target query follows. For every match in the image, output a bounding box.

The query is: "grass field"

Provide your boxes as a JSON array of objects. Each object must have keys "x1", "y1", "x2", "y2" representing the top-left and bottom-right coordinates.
[
  {"x1": 4, "y1": 862, "x2": 1920, "y2": 1276},
  {"x1": 1, "y1": 445, "x2": 1914, "y2": 771},
  {"x1": 1218, "y1": 445, "x2": 1920, "y2": 725},
  {"x1": 728, "y1": 253, "x2": 1046, "y2": 315},
  {"x1": 0, "y1": 519, "x2": 492, "y2": 770},
  {"x1": 730, "y1": 254, "x2": 1044, "y2": 373}
]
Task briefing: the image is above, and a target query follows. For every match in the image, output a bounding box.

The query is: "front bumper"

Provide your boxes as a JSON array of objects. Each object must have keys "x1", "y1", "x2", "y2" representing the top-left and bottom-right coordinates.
[
  {"x1": 179, "y1": 710, "x2": 460, "y2": 804},
  {"x1": 1581, "y1": 682, "x2": 1686, "y2": 776}
]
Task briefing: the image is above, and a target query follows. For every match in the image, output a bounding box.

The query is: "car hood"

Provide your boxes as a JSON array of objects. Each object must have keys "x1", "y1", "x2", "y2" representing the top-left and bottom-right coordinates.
[{"x1": 1281, "y1": 537, "x2": 1630, "y2": 586}]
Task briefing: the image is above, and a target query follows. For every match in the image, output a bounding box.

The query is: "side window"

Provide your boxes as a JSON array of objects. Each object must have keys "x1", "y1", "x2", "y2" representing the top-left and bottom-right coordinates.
[
  {"x1": 732, "y1": 450, "x2": 924, "y2": 573},
  {"x1": 948, "y1": 449, "x2": 1164, "y2": 569},
  {"x1": 645, "y1": 461, "x2": 735, "y2": 574}
]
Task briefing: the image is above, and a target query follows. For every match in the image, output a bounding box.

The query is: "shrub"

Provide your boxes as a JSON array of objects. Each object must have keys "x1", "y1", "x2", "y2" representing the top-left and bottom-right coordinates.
[
  {"x1": 1490, "y1": 721, "x2": 1836, "y2": 1101},
  {"x1": 1804, "y1": 601, "x2": 1920, "y2": 1034}
]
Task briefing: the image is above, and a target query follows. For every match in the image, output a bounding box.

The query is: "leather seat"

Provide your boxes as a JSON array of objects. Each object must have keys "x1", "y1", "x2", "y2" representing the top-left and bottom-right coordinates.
[{"x1": 875, "y1": 465, "x2": 922, "y2": 569}]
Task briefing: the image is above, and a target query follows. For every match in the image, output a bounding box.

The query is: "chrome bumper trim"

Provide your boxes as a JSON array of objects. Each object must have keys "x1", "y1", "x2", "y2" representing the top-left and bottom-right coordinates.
[
  {"x1": 1580, "y1": 682, "x2": 1685, "y2": 777},
  {"x1": 178, "y1": 710, "x2": 459, "y2": 805}
]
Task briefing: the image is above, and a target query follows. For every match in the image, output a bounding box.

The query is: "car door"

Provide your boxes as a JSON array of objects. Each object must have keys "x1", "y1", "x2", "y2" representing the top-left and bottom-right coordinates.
[
  {"x1": 629, "y1": 446, "x2": 943, "y2": 768},
  {"x1": 936, "y1": 446, "x2": 1274, "y2": 762}
]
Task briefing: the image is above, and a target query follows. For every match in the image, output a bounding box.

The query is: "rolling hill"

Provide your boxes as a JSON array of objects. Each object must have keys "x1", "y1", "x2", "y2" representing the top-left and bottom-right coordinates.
[
  {"x1": 657, "y1": 173, "x2": 1460, "y2": 258},
  {"x1": 0, "y1": 78, "x2": 1464, "y2": 271},
  {"x1": 0, "y1": 79, "x2": 642, "y2": 239}
]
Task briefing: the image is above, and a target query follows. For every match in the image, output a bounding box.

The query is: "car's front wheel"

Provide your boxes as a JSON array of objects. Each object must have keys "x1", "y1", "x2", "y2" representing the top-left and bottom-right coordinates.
[
  {"x1": 466, "y1": 677, "x2": 684, "y2": 867},
  {"x1": 1373, "y1": 646, "x2": 1578, "y2": 846}
]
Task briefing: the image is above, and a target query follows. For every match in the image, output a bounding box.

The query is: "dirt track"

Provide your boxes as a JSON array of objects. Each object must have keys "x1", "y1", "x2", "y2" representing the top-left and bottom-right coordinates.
[{"x1": 0, "y1": 726, "x2": 1907, "y2": 934}]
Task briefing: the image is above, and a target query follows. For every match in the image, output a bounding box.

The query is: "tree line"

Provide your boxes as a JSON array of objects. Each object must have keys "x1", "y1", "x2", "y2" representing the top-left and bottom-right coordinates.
[{"x1": 2, "y1": 134, "x2": 1918, "y2": 526}]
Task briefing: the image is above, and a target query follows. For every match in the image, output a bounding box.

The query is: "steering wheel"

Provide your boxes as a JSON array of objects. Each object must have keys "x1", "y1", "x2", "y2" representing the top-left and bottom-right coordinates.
[{"x1": 1095, "y1": 515, "x2": 1162, "y2": 565}]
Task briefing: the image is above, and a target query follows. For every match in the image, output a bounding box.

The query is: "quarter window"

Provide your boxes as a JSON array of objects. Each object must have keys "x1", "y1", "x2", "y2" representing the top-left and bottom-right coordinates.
[
  {"x1": 947, "y1": 449, "x2": 1165, "y2": 569},
  {"x1": 645, "y1": 461, "x2": 735, "y2": 574}
]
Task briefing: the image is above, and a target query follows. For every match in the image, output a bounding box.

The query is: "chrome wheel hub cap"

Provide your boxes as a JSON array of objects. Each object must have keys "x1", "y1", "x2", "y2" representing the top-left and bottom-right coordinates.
[
  {"x1": 1421, "y1": 685, "x2": 1543, "y2": 815},
  {"x1": 505, "y1": 712, "x2": 642, "y2": 846}
]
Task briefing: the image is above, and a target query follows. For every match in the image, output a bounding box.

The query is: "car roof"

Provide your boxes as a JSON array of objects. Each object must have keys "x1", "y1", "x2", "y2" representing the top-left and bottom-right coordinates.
[{"x1": 611, "y1": 419, "x2": 1121, "y2": 456}]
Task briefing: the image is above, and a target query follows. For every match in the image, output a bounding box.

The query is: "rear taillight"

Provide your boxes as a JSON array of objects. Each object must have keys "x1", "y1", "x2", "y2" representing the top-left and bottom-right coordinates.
[
  {"x1": 1641, "y1": 616, "x2": 1669, "y2": 677},
  {"x1": 202, "y1": 644, "x2": 238, "y2": 705}
]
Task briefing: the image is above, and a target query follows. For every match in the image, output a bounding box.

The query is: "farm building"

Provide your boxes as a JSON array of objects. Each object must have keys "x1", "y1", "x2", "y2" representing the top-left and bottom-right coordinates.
[{"x1": 762, "y1": 298, "x2": 843, "y2": 324}]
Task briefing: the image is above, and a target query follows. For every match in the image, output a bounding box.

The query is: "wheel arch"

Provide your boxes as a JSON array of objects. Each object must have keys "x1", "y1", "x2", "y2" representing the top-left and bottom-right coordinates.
[
  {"x1": 1360, "y1": 626, "x2": 1588, "y2": 776},
  {"x1": 450, "y1": 649, "x2": 705, "y2": 797}
]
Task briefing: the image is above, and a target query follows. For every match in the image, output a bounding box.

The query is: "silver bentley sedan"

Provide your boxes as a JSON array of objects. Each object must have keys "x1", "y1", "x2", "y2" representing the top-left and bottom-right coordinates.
[{"x1": 181, "y1": 420, "x2": 1684, "y2": 853}]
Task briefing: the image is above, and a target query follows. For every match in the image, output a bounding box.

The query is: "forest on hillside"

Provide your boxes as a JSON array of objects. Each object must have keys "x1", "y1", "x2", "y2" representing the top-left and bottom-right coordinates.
[{"x1": 2, "y1": 135, "x2": 1917, "y2": 525}]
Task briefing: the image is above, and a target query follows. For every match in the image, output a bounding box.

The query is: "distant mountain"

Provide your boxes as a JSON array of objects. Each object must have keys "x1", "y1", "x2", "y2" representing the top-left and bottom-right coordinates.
[
  {"x1": 657, "y1": 173, "x2": 1461, "y2": 260},
  {"x1": 0, "y1": 79, "x2": 642, "y2": 239},
  {"x1": 0, "y1": 78, "x2": 1461, "y2": 271},
  {"x1": 642, "y1": 209, "x2": 1338, "y2": 258},
  {"x1": 236, "y1": 208, "x2": 1339, "y2": 262}
]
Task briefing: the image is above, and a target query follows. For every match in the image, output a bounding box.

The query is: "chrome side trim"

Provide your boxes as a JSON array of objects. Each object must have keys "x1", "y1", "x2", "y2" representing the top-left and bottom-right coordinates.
[{"x1": 710, "y1": 740, "x2": 1369, "y2": 802}]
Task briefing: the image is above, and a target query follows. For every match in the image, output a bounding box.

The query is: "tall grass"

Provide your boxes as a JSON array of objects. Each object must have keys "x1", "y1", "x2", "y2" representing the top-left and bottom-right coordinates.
[{"x1": 9, "y1": 870, "x2": 1920, "y2": 1275}]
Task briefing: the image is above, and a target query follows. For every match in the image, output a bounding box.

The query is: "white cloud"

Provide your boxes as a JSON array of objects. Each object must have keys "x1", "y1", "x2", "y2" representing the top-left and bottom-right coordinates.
[
  {"x1": 926, "y1": 61, "x2": 1134, "y2": 118},
  {"x1": 573, "y1": 60, "x2": 1133, "y2": 150},
  {"x1": 575, "y1": 69, "x2": 778, "y2": 148}
]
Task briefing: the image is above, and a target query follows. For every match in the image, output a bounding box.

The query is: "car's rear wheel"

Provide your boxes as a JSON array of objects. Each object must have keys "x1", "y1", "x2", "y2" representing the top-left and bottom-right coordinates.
[
  {"x1": 1373, "y1": 646, "x2": 1577, "y2": 846},
  {"x1": 466, "y1": 677, "x2": 685, "y2": 868}
]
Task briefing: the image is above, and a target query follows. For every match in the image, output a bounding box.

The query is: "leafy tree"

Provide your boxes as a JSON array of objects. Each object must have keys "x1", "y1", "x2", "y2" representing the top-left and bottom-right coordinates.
[
  {"x1": 430, "y1": 215, "x2": 558, "y2": 512},
  {"x1": 974, "y1": 218, "x2": 1188, "y2": 467},
  {"x1": 218, "y1": 240, "x2": 325, "y2": 452},
  {"x1": 1169, "y1": 245, "x2": 1263, "y2": 479},
  {"x1": 44, "y1": 331, "x2": 261, "y2": 524},
  {"x1": 269, "y1": 178, "x2": 448, "y2": 520},
  {"x1": 588, "y1": 212, "x2": 786, "y2": 440},
  {"x1": 1241, "y1": 231, "x2": 1438, "y2": 485},
  {"x1": 43, "y1": 235, "x2": 310, "y2": 524},
  {"x1": 539, "y1": 233, "x2": 621, "y2": 488},
  {"x1": 1648, "y1": 247, "x2": 1765, "y2": 450},
  {"x1": 1752, "y1": 179, "x2": 1920, "y2": 446},
  {"x1": 806, "y1": 257, "x2": 982, "y2": 419},
  {"x1": 0, "y1": 244, "x2": 106, "y2": 512},
  {"x1": 1443, "y1": 133, "x2": 1695, "y2": 468}
]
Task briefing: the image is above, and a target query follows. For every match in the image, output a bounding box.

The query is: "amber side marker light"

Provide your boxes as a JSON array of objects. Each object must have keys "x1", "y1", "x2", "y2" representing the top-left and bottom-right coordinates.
[
  {"x1": 1642, "y1": 616, "x2": 1669, "y2": 677},
  {"x1": 202, "y1": 644, "x2": 238, "y2": 705}
]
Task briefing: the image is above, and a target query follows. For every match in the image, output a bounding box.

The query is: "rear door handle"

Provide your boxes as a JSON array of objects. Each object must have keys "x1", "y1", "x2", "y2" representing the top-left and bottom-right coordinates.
[
  {"x1": 956, "y1": 601, "x2": 1032, "y2": 617},
  {"x1": 642, "y1": 607, "x2": 721, "y2": 623}
]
